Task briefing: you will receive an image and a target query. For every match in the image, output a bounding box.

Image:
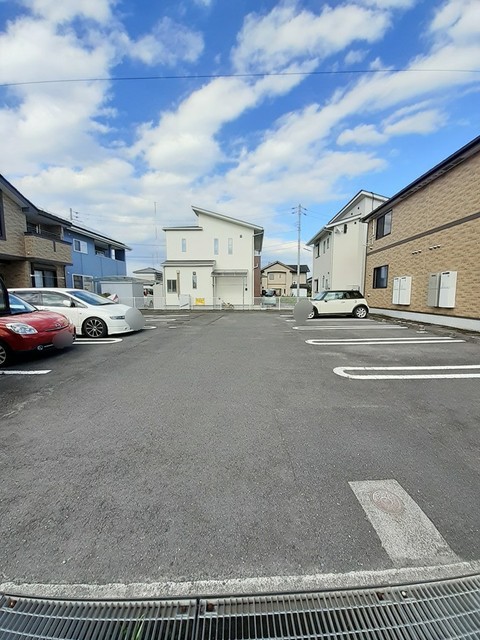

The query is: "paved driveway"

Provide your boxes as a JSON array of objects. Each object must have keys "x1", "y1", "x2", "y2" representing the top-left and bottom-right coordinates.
[{"x1": 0, "y1": 312, "x2": 479, "y2": 597}]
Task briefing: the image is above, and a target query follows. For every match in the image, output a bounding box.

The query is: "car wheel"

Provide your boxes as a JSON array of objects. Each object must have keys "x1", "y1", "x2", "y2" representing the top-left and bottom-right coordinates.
[
  {"x1": 308, "y1": 306, "x2": 319, "y2": 319},
  {"x1": 353, "y1": 305, "x2": 368, "y2": 319},
  {"x1": 82, "y1": 317, "x2": 108, "y2": 338},
  {"x1": 0, "y1": 341, "x2": 12, "y2": 367}
]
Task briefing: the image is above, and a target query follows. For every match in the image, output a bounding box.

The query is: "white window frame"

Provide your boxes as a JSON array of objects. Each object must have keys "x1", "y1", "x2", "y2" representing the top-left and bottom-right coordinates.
[
  {"x1": 73, "y1": 239, "x2": 88, "y2": 254},
  {"x1": 181, "y1": 238, "x2": 187, "y2": 253},
  {"x1": 228, "y1": 238, "x2": 233, "y2": 255},
  {"x1": 214, "y1": 238, "x2": 219, "y2": 255}
]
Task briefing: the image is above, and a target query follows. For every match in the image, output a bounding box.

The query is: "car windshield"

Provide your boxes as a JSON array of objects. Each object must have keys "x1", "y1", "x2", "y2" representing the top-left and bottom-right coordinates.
[
  {"x1": 312, "y1": 291, "x2": 328, "y2": 301},
  {"x1": 67, "y1": 290, "x2": 114, "y2": 305},
  {"x1": 7, "y1": 292, "x2": 37, "y2": 315}
]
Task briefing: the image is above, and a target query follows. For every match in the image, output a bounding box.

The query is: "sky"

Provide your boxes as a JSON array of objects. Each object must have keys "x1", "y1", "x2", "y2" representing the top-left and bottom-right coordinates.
[{"x1": 0, "y1": 0, "x2": 479, "y2": 274}]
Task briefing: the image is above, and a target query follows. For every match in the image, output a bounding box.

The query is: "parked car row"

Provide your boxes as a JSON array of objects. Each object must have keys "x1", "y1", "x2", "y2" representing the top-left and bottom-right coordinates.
[{"x1": 0, "y1": 279, "x2": 145, "y2": 367}]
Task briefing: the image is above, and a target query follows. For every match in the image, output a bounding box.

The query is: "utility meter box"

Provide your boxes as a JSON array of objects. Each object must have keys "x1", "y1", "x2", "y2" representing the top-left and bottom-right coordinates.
[
  {"x1": 427, "y1": 273, "x2": 440, "y2": 307},
  {"x1": 392, "y1": 276, "x2": 412, "y2": 305},
  {"x1": 438, "y1": 271, "x2": 457, "y2": 308}
]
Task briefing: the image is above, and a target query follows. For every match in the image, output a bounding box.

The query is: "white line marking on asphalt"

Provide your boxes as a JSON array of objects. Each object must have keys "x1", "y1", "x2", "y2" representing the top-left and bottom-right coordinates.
[
  {"x1": 0, "y1": 370, "x2": 51, "y2": 375},
  {"x1": 349, "y1": 479, "x2": 460, "y2": 567},
  {"x1": 307, "y1": 336, "x2": 456, "y2": 342},
  {"x1": 3, "y1": 560, "x2": 479, "y2": 599},
  {"x1": 334, "y1": 365, "x2": 480, "y2": 379},
  {"x1": 308, "y1": 339, "x2": 464, "y2": 346},
  {"x1": 74, "y1": 338, "x2": 123, "y2": 345},
  {"x1": 143, "y1": 326, "x2": 157, "y2": 330},
  {"x1": 146, "y1": 318, "x2": 177, "y2": 322},
  {"x1": 294, "y1": 325, "x2": 408, "y2": 330}
]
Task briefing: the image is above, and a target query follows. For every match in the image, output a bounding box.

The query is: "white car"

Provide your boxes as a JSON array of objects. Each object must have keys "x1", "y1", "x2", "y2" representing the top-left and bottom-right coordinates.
[
  {"x1": 309, "y1": 290, "x2": 369, "y2": 319},
  {"x1": 10, "y1": 288, "x2": 145, "y2": 338}
]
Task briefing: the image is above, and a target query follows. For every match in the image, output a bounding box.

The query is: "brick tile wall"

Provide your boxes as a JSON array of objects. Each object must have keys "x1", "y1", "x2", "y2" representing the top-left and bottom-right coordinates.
[{"x1": 365, "y1": 151, "x2": 480, "y2": 319}]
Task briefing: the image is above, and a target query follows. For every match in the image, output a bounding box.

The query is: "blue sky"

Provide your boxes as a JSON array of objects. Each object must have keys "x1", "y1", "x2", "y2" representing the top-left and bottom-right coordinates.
[{"x1": 0, "y1": 0, "x2": 479, "y2": 273}]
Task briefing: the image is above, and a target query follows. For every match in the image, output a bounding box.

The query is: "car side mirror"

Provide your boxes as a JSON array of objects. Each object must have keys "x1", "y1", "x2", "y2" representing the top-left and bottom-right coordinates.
[{"x1": 62, "y1": 299, "x2": 74, "y2": 308}]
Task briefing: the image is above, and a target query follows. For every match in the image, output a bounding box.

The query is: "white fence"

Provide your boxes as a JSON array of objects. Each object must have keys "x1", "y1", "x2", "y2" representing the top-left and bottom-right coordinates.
[{"x1": 119, "y1": 296, "x2": 301, "y2": 311}]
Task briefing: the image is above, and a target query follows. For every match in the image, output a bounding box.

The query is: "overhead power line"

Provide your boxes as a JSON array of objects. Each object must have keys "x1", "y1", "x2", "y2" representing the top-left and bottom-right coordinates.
[{"x1": 1, "y1": 67, "x2": 479, "y2": 88}]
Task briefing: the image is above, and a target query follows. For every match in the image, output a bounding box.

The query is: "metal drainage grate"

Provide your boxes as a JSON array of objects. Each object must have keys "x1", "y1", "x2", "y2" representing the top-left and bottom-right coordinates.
[
  {"x1": 0, "y1": 597, "x2": 197, "y2": 640},
  {"x1": 0, "y1": 574, "x2": 479, "y2": 639},
  {"x1": 197, "y1": 576, "x2": 480, "y2": 639}
]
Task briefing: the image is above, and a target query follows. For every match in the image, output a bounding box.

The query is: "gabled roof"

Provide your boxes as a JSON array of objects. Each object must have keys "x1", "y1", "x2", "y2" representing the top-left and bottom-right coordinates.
[
  {"x1": 261, "y1": 260, "x2": 309, "y2": 274},
  {"x1": 163, "y1": 206, "x2": 264, "y2": 252},
  {"x1": 68, "y1": 223, "x2": 130, "y2": 250},
  {"x1": 192, "y1": 206, "x2": 263, "y2": 232},
  {"x1": 363, "y1": 135, "x2": 480, "y2": 222},
  {"x1": 306, "y1": 190, "x2": 388, "y2": 246},
  {"x1": 133, "y1": 267, "x2": 163, "y2": 275},
  {"x1": 0, "y1": 175, "x2": 73, "y2": 226}
]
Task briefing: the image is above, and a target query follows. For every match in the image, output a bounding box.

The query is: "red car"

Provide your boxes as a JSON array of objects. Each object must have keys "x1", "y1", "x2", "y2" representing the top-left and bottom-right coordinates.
[{"x1": 0, "y1": 279, "x2": 75, "y2": 367}]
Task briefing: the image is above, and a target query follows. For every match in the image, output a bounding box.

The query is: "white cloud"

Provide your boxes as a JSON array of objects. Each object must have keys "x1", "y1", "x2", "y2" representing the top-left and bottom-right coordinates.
[
  {"x1": 19, "y1": 0, "x2": 115, "y2": 24},
  {"x1": 232, "y1": 3, "x2": 391, "y2": 73},
  {"x1": 384, "y1": 109, "x2": 446, "y2": 135},
  {"x1": 358, "y1": 0, "x2": 415, "y2": 8},
  {"x1": 337, "y1": 124, "x2": 387, "y2": 145},
  {"x1": 344, "y1": 49, "x2": 368, "y2": 65},
  {"x1": 429, "y1": 0, "x2": 480, "y2": 45},
  {"x1": 127, "y1": 17, "x2": 204, "y2": 66}
]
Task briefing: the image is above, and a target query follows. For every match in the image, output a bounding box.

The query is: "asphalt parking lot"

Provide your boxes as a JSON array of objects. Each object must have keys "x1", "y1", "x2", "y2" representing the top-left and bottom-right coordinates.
[{"x1": 0, "y1": 311, "x2": 479, "y2": 597}]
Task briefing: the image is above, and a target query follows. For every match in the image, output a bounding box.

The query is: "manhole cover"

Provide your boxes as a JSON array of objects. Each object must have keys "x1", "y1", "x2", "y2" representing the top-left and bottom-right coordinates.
[{"x1": 371, "y1": 489, "x2": 405, "y2": 514}]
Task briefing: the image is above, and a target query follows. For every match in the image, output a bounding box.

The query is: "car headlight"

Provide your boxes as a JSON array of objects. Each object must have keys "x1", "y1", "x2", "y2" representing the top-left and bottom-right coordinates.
[
  {"x1": 6, "y1": 323, "x2": 38, "y2": 335},
  {"x1": 109, "y1": 315, "x2": 125, "y2": 320}
]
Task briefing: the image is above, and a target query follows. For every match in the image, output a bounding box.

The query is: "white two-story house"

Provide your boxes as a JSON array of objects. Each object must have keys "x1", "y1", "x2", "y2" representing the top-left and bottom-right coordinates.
[
  {"x1": 162, "y1": 206, "x2": 264, "y2": 308},
  {"x1": 307, "y1": 190, "x2": 388, "y2": 294}
]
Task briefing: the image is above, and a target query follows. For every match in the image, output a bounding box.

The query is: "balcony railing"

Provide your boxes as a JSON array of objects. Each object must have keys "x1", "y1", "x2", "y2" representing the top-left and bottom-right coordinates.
[{"x1": 24, "y1": 232, "x2": 72, "y2": 263}]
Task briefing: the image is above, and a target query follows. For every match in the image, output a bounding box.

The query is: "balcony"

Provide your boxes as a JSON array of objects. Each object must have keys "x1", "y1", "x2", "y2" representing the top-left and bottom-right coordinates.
[{"x1": 24, "y1": 232, "x2": 72, "y2": 264}]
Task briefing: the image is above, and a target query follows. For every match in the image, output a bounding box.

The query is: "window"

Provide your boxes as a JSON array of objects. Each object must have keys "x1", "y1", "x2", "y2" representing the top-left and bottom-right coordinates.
[
  {"x1": 373, "y1": 265, "x2": 389, "y2": 288},
  {"x1": 95, "y1": 246, "x2": 107, "y2": 257},
  {"x1": 73, "y1": 274, "x2": 94, "y2": 291},
  {"x1": 167, "y1": 279, "x2": 177, "y2": 293},
  {"x1": 315, "y1": 243, "x2": 319, "y2": 257},
  {"x1": 181, "y1": 238, "x2": 187, "y2": 253},
  {"x1": 26, "y1": 222, "x2": 39, "y2": 234},
  {"x1": 213, "y1": 238, "x2": 219, "y2": 255},
  {"x1": 228, "y1": 238, "x2": 233, "y2": 255},
  {"x1": 326, "y1": 237, "x2": 330, "y2": 250},
  {"x1": 314, "y1": 279, "x2": 318, "y2": 293},
  {"x1": 192, "y1": 272, "x2": 197, "y2": 289},
  {"x1": 268, "y1": 273, "x2": 274, "y2": 281},
  {"x1": 32, "y1": 267, "x2": 57, "y2": 287},
  {"x1": 322, "y1": 241, "x2": 326, "y2": 254},
  {"x1": 73, "y1": 239, "x2": 88, "y2": 253},
  {"x1": 322, "y1": 275, "x2": 325, "y2": 289},
  {"x1": 343, "y1": 224, "x2": 348, "y2": 234},
  {"x1": 376, "y1": 211, "x2": 392, "y2": 239},
  {"x1": 41, "y1": 291, "x2": 70, "y2": 306}
]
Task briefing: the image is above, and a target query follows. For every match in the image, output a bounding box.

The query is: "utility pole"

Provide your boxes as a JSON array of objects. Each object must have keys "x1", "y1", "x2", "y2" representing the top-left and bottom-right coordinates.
[{"x1": 293, "y1": 204, "x2": 307, "y2": 298}]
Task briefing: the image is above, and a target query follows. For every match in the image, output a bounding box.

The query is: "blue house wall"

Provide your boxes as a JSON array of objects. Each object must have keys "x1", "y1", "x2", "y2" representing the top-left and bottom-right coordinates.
[{"x1": 63, "y1": 228, "x2": 127, "y2": 288}]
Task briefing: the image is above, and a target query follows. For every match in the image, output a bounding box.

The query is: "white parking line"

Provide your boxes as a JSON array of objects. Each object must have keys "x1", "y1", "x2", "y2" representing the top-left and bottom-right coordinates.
[
  {"x1": 143, "y1": 326, "x2": 157, "y2": 330},
  {"x1": 308, "y1": 338, "x2": 464, "y2": 347},
  {"x1": 74, "y1": 338, "x2": 123, "y2": 345},
  {"x1": 349, "y1": 479, "x2": 459, "y2": 567},
  {"x1": 294, "y1": 325, "x2": 408, "y2": 330},
  {"x1": 334, "y1": 365, "x2": 480, "y2": 380},
  {"x1": 0, "y1": 370, "x2": 51, "y2": 375},
  {"x1": 307, "y1": 336, "x2": 457, "y2": 342}
]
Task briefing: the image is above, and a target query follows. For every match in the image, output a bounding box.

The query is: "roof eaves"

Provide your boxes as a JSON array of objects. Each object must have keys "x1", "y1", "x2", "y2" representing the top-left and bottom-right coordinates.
[
  {"x1": 363, "y1": 135, "x2": 480, "y2": 222},
  {"x1": 192, "y1": 205, "x2": 263, "y2": 231}
]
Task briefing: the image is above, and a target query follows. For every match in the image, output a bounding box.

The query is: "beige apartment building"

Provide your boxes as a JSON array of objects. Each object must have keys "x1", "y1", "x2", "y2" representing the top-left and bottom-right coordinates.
[
  {"x1": 0, "y1": 175, "x2": 72, "y2": 288},
  {"x1": 363, "y1": 135, "x2": 480, "y2": 331}
]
